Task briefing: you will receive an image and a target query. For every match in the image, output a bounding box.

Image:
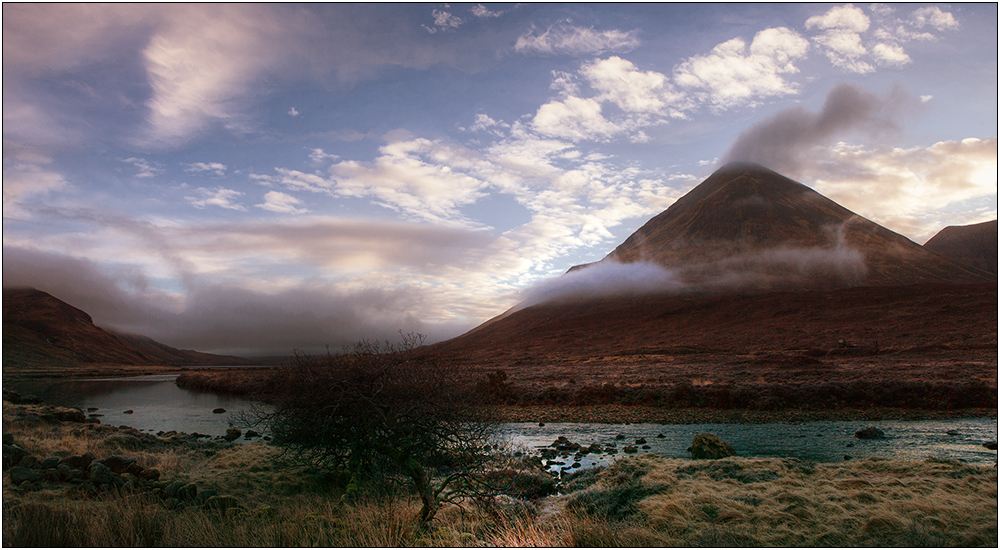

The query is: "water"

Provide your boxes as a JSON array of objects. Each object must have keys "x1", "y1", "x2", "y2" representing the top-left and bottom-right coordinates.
[
  {"x1": 501, "y1": 419, "x2": 998, "y2": 473},
  {"x1": 36, "y1": 375, "x2": 261, "y2": 438},
  {"x1": 31, "y1": 376, "x2": 997, "y2": 467}
]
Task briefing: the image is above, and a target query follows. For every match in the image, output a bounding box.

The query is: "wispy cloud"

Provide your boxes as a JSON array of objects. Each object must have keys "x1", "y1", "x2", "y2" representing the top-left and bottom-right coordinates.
[
  {"x1": 256, "y1": 190, "x2": 308, "y2": 214},
  {"x1": 515, "y1": 23, "x2": 640, "y2": 56},
  {"x1": 185, "y1": 162, "x2": 227, "y2": 177},
  {"x1": 186, "y1": 186, "x2": 246, "y2": 210},
  {"x1": 123, "y1": 157, "x2": 165, "y2": 178}
]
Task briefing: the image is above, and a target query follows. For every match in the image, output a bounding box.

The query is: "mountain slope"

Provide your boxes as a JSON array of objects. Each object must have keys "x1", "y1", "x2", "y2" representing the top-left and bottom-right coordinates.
[
  {"x1": 924, "y1": 220, "x2": 998, "y2": 276},
  {"x1": 591, "y1": 162, "x2": 992, "y2": 291},
  {"x1": 3, "y1": 287, "x2": 253, "y2": 369}
]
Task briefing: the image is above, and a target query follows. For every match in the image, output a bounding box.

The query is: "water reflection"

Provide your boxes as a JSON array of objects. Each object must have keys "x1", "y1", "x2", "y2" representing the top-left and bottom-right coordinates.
[{"x1": 38, "y1": 375, "x2": 259, "y2": 438}]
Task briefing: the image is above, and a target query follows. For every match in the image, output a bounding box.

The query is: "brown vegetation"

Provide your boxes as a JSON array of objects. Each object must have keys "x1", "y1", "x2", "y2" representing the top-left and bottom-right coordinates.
[{"x1": 4, "y1": 404, "x2": 996, "y2": 547}]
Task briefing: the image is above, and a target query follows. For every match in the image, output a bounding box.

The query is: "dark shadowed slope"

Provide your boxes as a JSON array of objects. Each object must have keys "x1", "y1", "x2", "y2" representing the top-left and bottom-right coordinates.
[
  {"x1": 3, "y1": 287, "x2": 253, "y2": 369},
  {"x1": 924, "y1": 220, "x2": 998, "y2": 276},
  {"x1": 596, "y1": 163, "x2": 992, "y2": 291}
]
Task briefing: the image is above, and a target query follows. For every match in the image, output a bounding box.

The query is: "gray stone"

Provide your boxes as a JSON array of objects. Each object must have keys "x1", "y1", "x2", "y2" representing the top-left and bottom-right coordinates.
[
  {"x1": 689, "y1": 433, "x2": 737, "y2": 459},
  {"x1": 60, "y1": 451, "x2": 96, "y2": 470},
  {"x1": 17, "y1": 455, "x2": 38, "y2": 469},
  {"x1": 11, "y1": 466, "x2": 44, "y2": 484},
  {"x1": 2, "y1": 444, "x2": 30, "y2": 470},
  {"x1": 855, "y1": 427, "x2": 886, "y2": 440},
  {"x1": 40, "y1": 456, "x2": 61, "y2": 469},
  {"x1": 88, "y1": 462, "x2": 119, "y2": 486}
]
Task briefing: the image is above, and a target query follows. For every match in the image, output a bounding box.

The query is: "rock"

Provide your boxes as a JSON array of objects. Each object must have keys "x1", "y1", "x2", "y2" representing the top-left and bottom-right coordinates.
[
  {"x1": 165, "y1": 481, "x2": 185, "y2": 498},
  {"x1": 538, "y1": 422, "x2": 545, "y2": 427},
  {"x1": 571, "y1": 462, "x2": 581, "y2": 468},
  {"x1": 623, "y1": 446, "x2": 638, "y2": 454},
  {"x1": 17, "y1": 455, "x2": 39, "y2": 469},
  {"x1": 139, "y1": 468, "x2": 161, "y2": 481},
  {"x1": 100, "y1": 455, "x2": 137, "y2": 475},
  {"x1": 3, "y1": 444, "x2": 30, "y2": 471},
  {"x1": 844, "y1": 455, "x2": 852, "y2": 460},
  {"x1": 946, "y1": 429, "x2": 960, "y2": 436},
  {"x1": 635, "y1": 438, "x2": 647, "y2": 445},
  {"x1": 123, "y1": 410, "x2": 134, "y2": 414},
  {"x1": 689, "y1": 433, "x2": 736, "y2": 459},
  {"x1": 40, "y1": 456, "x2": 61, "y2": 469},
  {"x1": 615, "y1": 434, "x2": 625, "y2": 440},
  {"x1": 656, "y1": 433, "x2": 665, "y2": 438},
  {"x1": 88, "y1": 462, "x2": 119, "y2": 486},
  {"x1": 245, "y1": 430, "x2": 260, "y2": 438},
  {"x1": 196, "y1": 489, "x2": 219, "y2": 503},
  {"x1": 641, "y1": 445, "x2": 651, "y2": 450},
  {"x1": 87, "y1": 407, "x2": 99, "y2": 412},
  {"x1": 2, "y1": 433, "x2": 13, "y2": 445},
  {"x1": 53, "y1": 408, "x2": 87, "y2": 423},
  {"x1": 213, "y1": 408, "x2": 226, "y2": 414},
  {"x1": 983, "y1": 441, "x2": 998, "y2": 450},
  {"x1": 224, "y1": 428, "x2": 241, "y2": 442},
  {"x1": 67, "y1": 469, "x2": 87, "y2": 482},
  {"x1": 60, "y1": 451, "x2": 95, "y2": 470},
  {"x1": 125, "y1": 462, "x2": 144, "y2": 476},
  {"x1": 10, "y1": 466, "x2": 44, "y2": 484},
  {"x1": 855, "y1": 427, "x2": 886, "y2": 440}
]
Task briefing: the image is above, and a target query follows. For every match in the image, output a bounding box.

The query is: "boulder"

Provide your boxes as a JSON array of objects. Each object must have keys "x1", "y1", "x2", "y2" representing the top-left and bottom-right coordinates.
[
  {"x1": 53, "y1": 408, "x2": 87, "y2": 423},
  {"x1": 40, "y1": 456, "x2": 61, "y2": 469},
  {"x1": 635, "y1": 438, "x2": 647, "y2": 445},
  {"x1": 17, "y1": 455, "x2": 39, "y2": 469},
  {"x1": 689, "y1": 433, "x2": 736, "y2": 459},
  {"x1": 855, "y1": 427, "x2": 886, "y2": 440},
  {"x1": 224, "y1": 428, "x2": 241, "y2": 442},
  {"x1": 983, "y1": 441, "x2": 998, "y2": 450},
  {"x1": 623, "y1": 446, "x2": 638, "y2": 454},
  {"x1": 10, "y1": 466, "x2": 44, "y2": 485},
  {"x1": 3, "y1": 444, "x2": 30, "y2": 471},
  {"x1": 245, "y1": 430, "x2": 260, "y2": 439},
  {"x1": 60, "y1": 451, "x2": 96, "y2": 470},
  {"x1": 88, "y1": 462, "x2": 119, "y2": 486},
  {"x1": 99, "y1": 455, "x2": 137, "y2": 475},
  {"x1": 178, "y1": 483, "x2": 198, "y2": 501},
  {"x1": 213, "y1": 408, "x2": 226, "y2": 414}
]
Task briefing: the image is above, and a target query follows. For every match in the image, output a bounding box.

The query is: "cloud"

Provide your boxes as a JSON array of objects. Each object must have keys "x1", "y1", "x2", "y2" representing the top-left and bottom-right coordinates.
[
  {"x1": 186, "y1": 187, "x2": 246, "y2": 210},
  {"x1": 256, "y1": 191, "x2": 308, "y2": 214},
  {"x1": 471, "y1": 4, "x2": 504, "y2": 18},
  {"x1": 804, "y1": 137, "x2": 998, "y2": 242},
  {"x1": 515, "y1": 23, "x2": 640, "y2": 56},
  {"x1": 2, "y1": 144, "x2": 69, "y2": 211},
  {"x1": 806, "y1": 4, "x2": 959, "y2": 73},
  {"x1": 423, "y1": 9, "x2": 462, "y2": 33},
  {"x1": 288, "y1": 107, "x2": 300, "y2": 117},
  {"x1": 720, "y1": 82, "x2": 916, "y2": 176},
  {"x1": 805, "y1": 4, "x2": 873, "y2": 73},
  {"x1": 185, "y1": 162, "x2": 227, "y2": 177},
  {"x1": 673, "y1": 27, "x2": 810, "y2": 110},
  {"x1": 531, "y1": 96, "x2": 621, "y2": 142},
  {"x1": 123, "y1": 157, "x2": 165, "y2": 178}
]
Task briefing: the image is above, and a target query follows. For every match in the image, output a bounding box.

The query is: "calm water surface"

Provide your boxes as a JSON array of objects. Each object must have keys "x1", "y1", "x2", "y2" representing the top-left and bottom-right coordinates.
[{"x1": 35, "y1": 375, "x2": 997, "y2": 467}]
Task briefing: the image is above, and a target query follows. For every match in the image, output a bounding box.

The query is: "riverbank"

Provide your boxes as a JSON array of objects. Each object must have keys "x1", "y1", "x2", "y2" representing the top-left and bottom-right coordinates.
[{"x1": 3, "y1": 400, "x2": 997, "y2": 547}]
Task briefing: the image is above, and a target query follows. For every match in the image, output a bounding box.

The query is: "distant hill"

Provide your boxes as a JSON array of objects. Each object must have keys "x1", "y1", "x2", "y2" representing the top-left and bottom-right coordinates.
[
  {"x1": 586, "y1": 162, "x2": 992, "y2": 292},
  {"x1": 2, "y1": 287, "x2": 253, "y2": 369},
  {"x1": 924, "y1": 220, "x2": 998, "y2": 276}
]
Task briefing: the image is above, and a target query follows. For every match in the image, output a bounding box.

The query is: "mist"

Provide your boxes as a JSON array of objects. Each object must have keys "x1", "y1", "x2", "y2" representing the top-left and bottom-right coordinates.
[
  {"x1": 2, "y1": 245, "x2": 472, "y2": 357},
  {"x1": 720, "y1": 82, "x2": 918, "y2": 177}
]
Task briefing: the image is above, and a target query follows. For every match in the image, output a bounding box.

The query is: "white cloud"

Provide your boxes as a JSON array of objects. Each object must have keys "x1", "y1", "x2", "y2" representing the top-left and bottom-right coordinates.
[
  {"x1": 122, "y1": 157, "x2": 165, "y2": 178},
  {"x1": 2, "y1": 148, "x2": 68, "y2": 208},
  {"x1": 256, "y1": 190, "x2": 309, "y2": 214},
  {"x1": 308, "y1": 148, "x2": 340, "y2": 164},
  {"x1": 288, "y1": 107, "x2": 300, "y2": 117},
  {"x1": 186, "y1": 186, "x2": 246, "y2": 210},
  {"x1": 805, "y1": 137, "x2": 998, "y2": 242},
  {"x1": 912, "y1": 6, "x2": 959, "y2": 30},
  {"x1": 806, "y1": 4, "x2": 959, "y2": 74},
  {"x1": 673, "y1": 27, "x2": 810, "y2": 110},
  {"x1": 423, "y1": 9, "x2": 463, "y2": 33},
  {"x1": 185, "y1": 162, "x2": 228, "y2": 177},
  {"x1": 515, "y1": 23, "x2": 640, "y2": 56},
  {"x1": 531, "y1": 96, "x2": 621, "y2": 142},
  {"x1": 471, "y1": 4, "x2": 503, "y2": 18}
]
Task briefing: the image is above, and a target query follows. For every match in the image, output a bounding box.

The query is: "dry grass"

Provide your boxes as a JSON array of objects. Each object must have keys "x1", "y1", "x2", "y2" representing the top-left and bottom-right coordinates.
[{"x1": 4, "y1": 403, "x2": 996, "y2": 547}]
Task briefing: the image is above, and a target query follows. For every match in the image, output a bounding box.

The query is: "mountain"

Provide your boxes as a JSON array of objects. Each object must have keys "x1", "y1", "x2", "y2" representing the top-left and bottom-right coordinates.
[
  {"x1": 579, "y1": 162, "x2": 992, "y2": 292},
  {"x1": 924, "y1": 220, "x2": 998, "y2": 276},
  {"x1": 430, "y1": 163, "x2": 996, "y2": 366},
  {"x1": 2, "y1": 287, "x2": 251, "y2": 369}
]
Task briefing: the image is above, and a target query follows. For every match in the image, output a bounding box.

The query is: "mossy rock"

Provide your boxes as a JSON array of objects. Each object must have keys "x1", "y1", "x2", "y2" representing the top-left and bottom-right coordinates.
[{"x1": 689, "y1": 433, "x2": 736, "y2": 459}]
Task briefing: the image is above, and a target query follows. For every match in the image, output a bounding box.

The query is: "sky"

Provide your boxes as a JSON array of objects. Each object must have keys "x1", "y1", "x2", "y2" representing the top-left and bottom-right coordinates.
[{"x1": 3, "y1": 3, "x2": 997, "y2": 356}]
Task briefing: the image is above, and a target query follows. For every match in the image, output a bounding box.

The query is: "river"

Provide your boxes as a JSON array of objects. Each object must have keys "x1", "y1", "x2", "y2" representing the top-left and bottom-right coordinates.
[{"x1": 29, "y1": 374, "x2": 998, "y2": 468}]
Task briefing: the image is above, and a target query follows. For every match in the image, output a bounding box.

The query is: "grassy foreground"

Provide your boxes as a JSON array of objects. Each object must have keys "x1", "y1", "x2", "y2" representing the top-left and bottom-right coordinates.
[{"x1": 4, "y1": 402, "x2": 997, "y2": 547}]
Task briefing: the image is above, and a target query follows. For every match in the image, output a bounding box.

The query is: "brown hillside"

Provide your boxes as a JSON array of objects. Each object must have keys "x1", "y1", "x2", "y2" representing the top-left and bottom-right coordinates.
[
  {"x1": 110, "y1": 331, "x2": 257, "y2": 366},
  {"x1": 597, "y1": 163, "x2": 992, "y2": 291},
  {"x1": 3, "y1": 287, "x2": 162, "y2": 368},
  {"x1": 924, "y1": 220, "x2": 998, "y2": 276}
]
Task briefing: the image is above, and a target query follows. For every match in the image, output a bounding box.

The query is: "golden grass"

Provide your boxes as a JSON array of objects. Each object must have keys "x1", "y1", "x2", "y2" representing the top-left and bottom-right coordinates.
[{"x1": 4, "y1": 402, "x2": 997, "y2": 547}]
